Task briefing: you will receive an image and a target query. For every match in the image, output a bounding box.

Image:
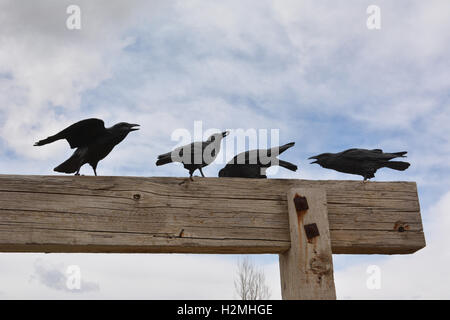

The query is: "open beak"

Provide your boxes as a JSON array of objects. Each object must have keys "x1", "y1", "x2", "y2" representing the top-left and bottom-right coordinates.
[
  {"x1": 308, "y1": 156, "x2": 318, "y2": 164},
  {"x1": 222, "y1": 131, "x2": 230, "y2": 138},
  {"x1": 129, "y1": 124, "x2": 140, "y2": 132}
]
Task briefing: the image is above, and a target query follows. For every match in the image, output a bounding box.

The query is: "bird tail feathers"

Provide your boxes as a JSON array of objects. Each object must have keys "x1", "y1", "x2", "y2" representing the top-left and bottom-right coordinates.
[
  {"x1": 384, "y1": 161, "x2": 410, "y2": 171},
  {"x1": 34, "y1": 134, "x2": 61, "y2": 146},
  {"x1": 157, "y1": 152, "x2": 172, "y2": 159},
  {"x1": 54, "y1": 154, "x2": 81, "y2": 174},
  {"x1": 278, "y1": 142, "x2": 295, "y2": 155},
  {"x1": 278, "y1": 159, "x2": 298, "y2": 172},
  {"x1": 156, "y1": 156, "x2": 173, "y2": 166}
]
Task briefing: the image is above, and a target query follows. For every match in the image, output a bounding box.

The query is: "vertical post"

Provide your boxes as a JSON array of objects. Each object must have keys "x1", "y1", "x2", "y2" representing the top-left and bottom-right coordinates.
[{"x1": 279, "y1": 188, "x2": 336, "y2": 300}]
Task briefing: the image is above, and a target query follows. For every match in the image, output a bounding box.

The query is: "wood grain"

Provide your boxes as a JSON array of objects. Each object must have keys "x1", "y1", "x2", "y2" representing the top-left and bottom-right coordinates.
[
  {"x1": 279, "y1": 188, "x2": 336, "y2": 300},
  {"x1": 0, "y1": 175, "x2": 425, "y2": 254}
]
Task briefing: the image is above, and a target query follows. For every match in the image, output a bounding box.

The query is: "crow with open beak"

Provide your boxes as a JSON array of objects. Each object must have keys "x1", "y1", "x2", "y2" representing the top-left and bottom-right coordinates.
[
  {"x1": 156, "y1": 131, "x2": 230, "y2": 179},
  {"x1": 309, "y1": 148, "x2": 410, "y2": 181},
  {"x1": 34, "y1": 118, "x2": 140, "y2": 176}
]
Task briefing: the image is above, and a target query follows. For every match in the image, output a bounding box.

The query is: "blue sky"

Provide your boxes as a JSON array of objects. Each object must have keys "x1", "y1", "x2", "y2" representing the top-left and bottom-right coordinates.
[{"x1": 0, "y1": 0, "x2": 449, "y2": 299}]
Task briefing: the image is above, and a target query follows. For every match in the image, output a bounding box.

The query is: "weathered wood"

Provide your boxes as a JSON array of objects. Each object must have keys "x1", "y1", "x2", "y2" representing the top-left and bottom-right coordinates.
[
  {"x1": 0, "y1": 175, "x2": 425, "y2": 254},
  {"x1": 279, "y1": 188, "x2": 336, "y2": 299}
]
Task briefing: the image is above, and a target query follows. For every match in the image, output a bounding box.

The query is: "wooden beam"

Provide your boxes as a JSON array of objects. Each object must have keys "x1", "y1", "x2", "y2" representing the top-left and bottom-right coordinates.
[
  {"x1": 279, "y1": 188, "x2": 336, "y2": 299},
  {"x1": 0, "y1": 175, "x2": 425, "y2": 254}
]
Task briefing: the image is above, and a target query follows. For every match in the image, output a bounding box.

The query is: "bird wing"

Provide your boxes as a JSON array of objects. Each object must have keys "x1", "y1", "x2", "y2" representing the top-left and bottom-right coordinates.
[
  {"x1": 34, "y1": 118, "x2": 106, "y2": 148},
  {"x1": 228, "y1": 150, "x2": 257, "y2": 165},
  {"x1": 178, "y1": 141, "x2": 203, "y2": 162},
  {"x1": 56, "y1": 119, "x2": 106, "y2": 149},
  {"x1": 229, "y1": 149, "x2": 277, "y2": 166},
  {"x1": 158, "y1": 141, "x2": 206, "y2": 164},
  {"x1": 340, "y1": 148, "x2": 405, "y2": 161},
  {"x1": 64, "y1": 119, "x2": 106, "y2": 148},
  {"x1": 340, "y1": 149, "x2": 379, "y2": 161},
  {"x1": 201, "y1": 139, "x2": 224, "y2": 160},
  {"x1": 199, "y1": 141, "x2": 214, "y2": 159}
]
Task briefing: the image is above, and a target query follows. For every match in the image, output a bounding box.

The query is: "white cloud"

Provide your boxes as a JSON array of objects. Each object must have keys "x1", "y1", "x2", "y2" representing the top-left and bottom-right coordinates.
[
  {"x1": 0, "y1": 0, "x2": 155, "y2": 159},
  {"x1": 1, "y1": 0, "x2": 449, "y2": 168}
]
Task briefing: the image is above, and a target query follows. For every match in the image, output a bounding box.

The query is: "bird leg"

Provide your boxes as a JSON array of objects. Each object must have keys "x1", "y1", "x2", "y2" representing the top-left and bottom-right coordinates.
[
  {"x1": 178, "y1": 171, "x2": 194, "y2": 185},
  {"x1": 198, "y1": 168, "x2": 205, "y2": 178},
  {"x1": 75, "y1": 168, "x2": 80, "y2": 176},
  {"x1": 90, "y1": 163, "x2": 98, "y2": 176}
]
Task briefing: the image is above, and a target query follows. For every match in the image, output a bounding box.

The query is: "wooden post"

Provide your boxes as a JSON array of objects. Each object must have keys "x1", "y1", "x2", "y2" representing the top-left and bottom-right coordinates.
[{"x1": 279, "y1": 188, "x2": 336, "y2": 300}]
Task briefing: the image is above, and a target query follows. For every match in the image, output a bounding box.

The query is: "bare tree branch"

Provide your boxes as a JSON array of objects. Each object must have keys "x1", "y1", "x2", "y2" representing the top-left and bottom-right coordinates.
[{"x1": 234, "y1": 256, "x2": 271, "y2": 300}]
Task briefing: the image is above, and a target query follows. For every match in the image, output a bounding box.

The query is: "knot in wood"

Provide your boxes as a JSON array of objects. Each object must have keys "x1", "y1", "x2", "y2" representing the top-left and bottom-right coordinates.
[
  {"x1": 394, "y1": 221, "x2": 409, "y2": 233},
  {"x1": 133, "y1": 194, "x2": 141, "y2": 201}
]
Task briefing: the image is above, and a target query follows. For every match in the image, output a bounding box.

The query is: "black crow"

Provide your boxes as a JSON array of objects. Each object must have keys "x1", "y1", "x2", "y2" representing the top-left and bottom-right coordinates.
[
  {"x1": 218, "y1": 142, "x2": 297, "y2": 178},
  {"x1": 156, "y1": 131, "x2": 229, "y2": 179},
  {"x1": 309, "y1": 148, "x2": 410, "y2": 181},
  {"x1": 34, "y1": 118, "x2": 139, "y2": 176}
]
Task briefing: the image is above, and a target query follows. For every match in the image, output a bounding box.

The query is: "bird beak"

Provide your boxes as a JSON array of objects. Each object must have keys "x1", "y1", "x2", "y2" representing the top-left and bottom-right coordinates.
[
  {"x1": 222, "y1": 131, "x2": 230, "y2": 138},
  {"x1": 308, "y1": 155, "x2": 318, "y2": 164},
  {"x1": 129, "y1": 124, "x2": 140, "y2": 131}
]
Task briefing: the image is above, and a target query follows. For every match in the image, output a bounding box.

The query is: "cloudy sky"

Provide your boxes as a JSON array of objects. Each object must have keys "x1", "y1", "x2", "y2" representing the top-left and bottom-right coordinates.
[{"x1": 0, "y1": 0, "x2": 449, "y2": 299}]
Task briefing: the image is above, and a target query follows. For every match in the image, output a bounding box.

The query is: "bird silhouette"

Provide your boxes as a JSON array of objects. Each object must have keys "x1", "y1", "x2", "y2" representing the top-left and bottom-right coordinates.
[
  {"x1": 34, "y1": 118, "x2": 139, "y2": 176},
  {"x1": 156, "y1": 131, "x2": 229, "y2": 179},
  {"x1": 218, "y1": 142, "x2": 297, "y2": 178},
  {"x1": 309, "y1": 148, "x2": 410, "y2": 181}
]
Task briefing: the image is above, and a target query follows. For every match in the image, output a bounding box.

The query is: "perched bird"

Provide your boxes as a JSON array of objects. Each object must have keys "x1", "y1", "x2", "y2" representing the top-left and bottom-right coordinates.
[
  {"x1": 309, "y1": 148, "x2": 410, "y2": 181},
  {"x1": 218, "y1": 142, "x2": 297, "y2": 178},
  {"x1": 156, "y1": 131, "x2": 229, "y2": 179},
  {"x1": 34, "y1": 118, "x2": 139, "y2": 176}
]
